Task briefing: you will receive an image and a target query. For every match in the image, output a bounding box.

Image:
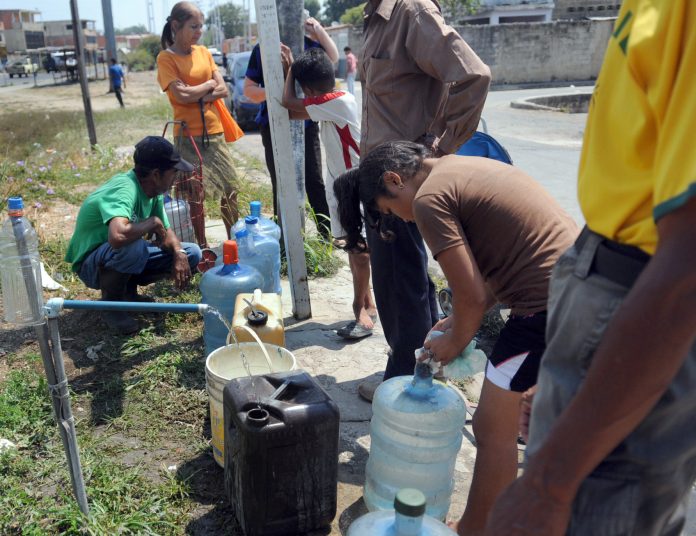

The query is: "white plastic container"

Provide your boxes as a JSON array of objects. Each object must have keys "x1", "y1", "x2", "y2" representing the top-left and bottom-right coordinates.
[
  {"x1": 348, "y1": 488, "x2": 456, "y2": 536},
  {"x1": 0, "y1": 197, "x2": 44, "y2": 325},
  {"x1": 364, "y1": 363, "x2": 467, "y2": 521},
  {"x1": 164, "y1": 194, "x2": 195, "y2": 244}
]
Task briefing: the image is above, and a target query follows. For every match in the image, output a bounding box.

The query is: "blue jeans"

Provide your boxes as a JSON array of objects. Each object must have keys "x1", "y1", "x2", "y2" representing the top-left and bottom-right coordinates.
[
  {"x1": 78, "y1": 239, "x2": 201, "y2": 289},
  {"x1": 366, "y1": 217, "x2": 438, "y2": 380}
]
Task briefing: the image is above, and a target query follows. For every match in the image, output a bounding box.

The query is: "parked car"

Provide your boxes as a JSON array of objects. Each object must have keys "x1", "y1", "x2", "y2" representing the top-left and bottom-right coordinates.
[
  {"x1": 225, "y1": 51, "x2": 260, "y2": 129},
  {"x1": 7, "y1": 58, "x2": 38, "y2": 78}
]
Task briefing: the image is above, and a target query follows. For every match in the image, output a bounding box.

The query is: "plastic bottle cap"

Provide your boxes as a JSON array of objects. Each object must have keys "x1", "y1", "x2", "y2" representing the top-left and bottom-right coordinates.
[
  {"x1": 244, "y1": 216, "x2": 259, "y2": 225},
  {"x1": 235, "y1": 228, "x2": 249, "y2": 239},
  {"x1": 250, "y1": 200, "x2": 261, "y2": 216},
  {"x1": 8, "y1": 197, "x2": 24, "y2": 211},
  {"x1": 394, "y1": 489, "x2": 426, "y2": 518},
  {"x1": 222, "y1": 240, "x2": 239, "y2": 265},
  {"x1": 247, "y1": 310, "x2": 268, "y2": 326}
]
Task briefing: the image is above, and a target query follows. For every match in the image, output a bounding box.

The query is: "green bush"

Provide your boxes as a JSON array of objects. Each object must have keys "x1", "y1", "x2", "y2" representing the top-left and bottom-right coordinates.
[{"x1": 125, "y1": 48, "x2": 155, "y2": 72}]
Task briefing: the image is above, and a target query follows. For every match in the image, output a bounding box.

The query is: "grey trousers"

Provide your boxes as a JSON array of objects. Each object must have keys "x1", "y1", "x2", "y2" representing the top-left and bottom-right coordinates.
[{"x1": 527, "y1": 233, "x2": 696, "y2": 536}]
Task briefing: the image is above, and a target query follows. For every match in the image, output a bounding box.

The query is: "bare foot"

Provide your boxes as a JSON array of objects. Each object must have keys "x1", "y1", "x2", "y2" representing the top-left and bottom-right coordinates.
[{"x1": 356, "y1": 307, "x2": 375, "y2": 330}]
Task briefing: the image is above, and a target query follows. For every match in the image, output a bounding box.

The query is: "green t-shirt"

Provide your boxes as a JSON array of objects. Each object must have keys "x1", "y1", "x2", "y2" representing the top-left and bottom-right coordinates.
[{"x1": 65, "y1": 170, "x2": 170, "y2": 271}]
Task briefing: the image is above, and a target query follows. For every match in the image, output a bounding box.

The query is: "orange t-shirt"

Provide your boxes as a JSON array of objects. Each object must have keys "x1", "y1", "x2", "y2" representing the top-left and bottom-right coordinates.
[{"x1": 156, "y1": 45, "x2": 223, "y2": 136}]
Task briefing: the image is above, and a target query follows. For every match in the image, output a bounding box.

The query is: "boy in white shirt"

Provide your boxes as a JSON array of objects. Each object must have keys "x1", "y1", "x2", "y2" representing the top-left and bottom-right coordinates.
[{"x1": 282, "y1": 47, "x2": 377, "y2": 339}]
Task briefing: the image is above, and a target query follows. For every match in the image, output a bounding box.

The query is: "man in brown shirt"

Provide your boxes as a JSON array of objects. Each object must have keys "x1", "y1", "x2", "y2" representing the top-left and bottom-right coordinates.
[{"x1": 358, "y1": 0, "x2": 491, "y2": 398}]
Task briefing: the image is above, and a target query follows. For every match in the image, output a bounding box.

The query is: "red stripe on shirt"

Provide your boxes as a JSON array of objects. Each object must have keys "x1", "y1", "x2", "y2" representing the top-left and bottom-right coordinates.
[
  {"x1": 303, "y1": 91, "x2": 345, "y2": 106},
  {"x1": 334, "y1": 124, "x2": 360, "y2": 169}
]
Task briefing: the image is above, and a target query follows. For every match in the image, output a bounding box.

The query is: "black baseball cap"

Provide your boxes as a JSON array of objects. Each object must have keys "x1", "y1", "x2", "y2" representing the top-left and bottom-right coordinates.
[{"x1": 133, "y1": 136, "x2": 194, "y2": 173}]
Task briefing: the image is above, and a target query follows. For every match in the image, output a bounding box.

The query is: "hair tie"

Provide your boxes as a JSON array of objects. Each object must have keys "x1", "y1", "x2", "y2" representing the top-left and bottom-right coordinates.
[{"x1": 166, "y1": 16, "x2": 171, "y2": 23}]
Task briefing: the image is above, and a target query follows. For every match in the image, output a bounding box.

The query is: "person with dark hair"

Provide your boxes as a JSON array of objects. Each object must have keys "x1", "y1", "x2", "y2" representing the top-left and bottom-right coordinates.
[
  {"x1": 334, "y1": 140, "x2": 577, "y2": 534},
  {"x1": 487, "y1": 2, "x2": 696, "y2": 534},
  {"x1": 109, "y1": 58, "x2": 125, "y2": 108},
  {"x1": 343, "y1": 46, "x2": 357, "y2": 95},
  {"x1": 282, "y1": 47, "x2": 377, "y2": 339},
  {"x1": 357, "y1": 0, "x2": 491, "y2": 403},
  {"x1": 243, "y1": 16, "x2": 338, "y2": 235},
  {"x1": 157, "y1": 1, "x2": 239, "y2": 244},
  {"x1": 65, "y1": 136, "x2": 202, "y2": 334}
]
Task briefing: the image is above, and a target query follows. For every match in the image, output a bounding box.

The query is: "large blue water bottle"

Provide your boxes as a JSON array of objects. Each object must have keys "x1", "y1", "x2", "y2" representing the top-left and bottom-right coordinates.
[
  {"x1": 348, "y1": 488, "x2": 456, "y2": 536},
  {"x1": 231, "y1": 200, "x2": 281, "y2": 242},
  {"x1": 235, "y1": 228, "x2": 274, "y2": 293},
  {"x1": 200, "y1": 240, "x2": 264, "y2": 356},
  {"x1": 245, "y1": 216, "x2": 281, "y2": 294},
  {"x1": 364, "y1": 363, "x2": 467, "y2": 521}
]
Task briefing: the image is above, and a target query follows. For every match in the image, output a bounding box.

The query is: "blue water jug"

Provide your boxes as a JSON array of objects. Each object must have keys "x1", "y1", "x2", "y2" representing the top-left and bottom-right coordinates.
[
  {"x1": 245, "y1": 216, "x2": 281, "y2": 294},
  {"x1": 200, "y1": 240, "x2": 264, "y2": 356},
  {"x1": 364, "y1": 363, "x2": 467, "y2": 521},
  {"x1": 348, "y1": 489, "x2": 456, "y2": 536},
  {"x1": 231, "y1": 200, "x2": 281, "y2": 242},
  {"x1": 235, "y1": 228, "x2": 274, "y2": 293}
]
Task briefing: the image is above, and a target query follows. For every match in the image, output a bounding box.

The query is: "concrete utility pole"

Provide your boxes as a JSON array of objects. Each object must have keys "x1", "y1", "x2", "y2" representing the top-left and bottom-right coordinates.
[
  {"x1": 254, "y1": 0, "x2": 312, "y2": 319},
  {"x1": 69, "y1": 0, "x2": 97, "y2": 147},
  {"x1": 277, "y1": 0, "x2": 307, "y2": 228},
  {"x1": 101, "y1": 0, "x2": 117, "y2": 63}
]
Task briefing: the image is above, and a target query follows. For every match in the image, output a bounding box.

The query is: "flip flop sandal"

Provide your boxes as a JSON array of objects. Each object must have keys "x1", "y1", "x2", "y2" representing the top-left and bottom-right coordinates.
[{"x1": 337, "y1": 321, "x2": 374, "y2": 340}]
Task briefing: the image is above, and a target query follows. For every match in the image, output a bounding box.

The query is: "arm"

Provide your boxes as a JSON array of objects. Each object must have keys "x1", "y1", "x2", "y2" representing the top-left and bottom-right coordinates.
[
  {"x1": 424, "y1": 242, "x2": 489, "y2": 365},
  {"x1": 305, "y1": 17, "x2": 339, "y2": 63},
  {"x1": 202, "y1": 69, "x2": 229, "y2": 102},
  {"x1": 405, "y1": 8, "x2": 491, "y2": 154},
  {"x1": 160, "y1": 228, "x2": 192, "y2": 289},
  {"x1": 107, "y1": 216, "x2": 166, "y2": 249},
  {"x1": 486, "y1": 197, "x2": 696, "y2": 534},
  {"x1": 243, "y1": 77, "x2": 266, "y2": 103},
  {"x1": 166, "y1": 78, "x2": 217, "y2": 104},
  {"x1": 281, "y1": 67, "x2": 308, "y2": 113}
]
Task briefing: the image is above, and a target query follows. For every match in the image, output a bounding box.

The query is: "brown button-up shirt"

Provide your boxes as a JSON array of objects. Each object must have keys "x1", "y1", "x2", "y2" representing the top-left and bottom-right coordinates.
[{"x1": 360, "y1": 0, "x2": 491, "y2": 155}]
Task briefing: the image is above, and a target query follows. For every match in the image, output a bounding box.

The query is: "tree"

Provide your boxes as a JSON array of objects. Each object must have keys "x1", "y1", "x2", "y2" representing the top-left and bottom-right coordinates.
[
  {"x1": 323, "y1": 0, "x2": 364, "y2": 25},
  {"x1": 208, "y1": 2, "x2": 248, "y2": 39},
  {"x1": 340, "y1": 2, "x2": 366, "y2": 25},
  {"x1": 440, "y1": 0, "x2": 480, "y2": 24},
  {"x1": 115, "y1": 24, "x2": 148, "y2": 35},
  {"x1": 305, "y1": 0, "x2": 321, "y2": 18},
  {"x1": 138, "y1": 35, "x2": 162, "y2": 61}
]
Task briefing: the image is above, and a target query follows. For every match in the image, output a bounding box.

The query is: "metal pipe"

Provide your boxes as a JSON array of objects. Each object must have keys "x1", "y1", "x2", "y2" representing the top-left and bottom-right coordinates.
[
  {"x1": 46, "y1": 298, "x2": 209, "y2": 316},
  {"x1": 47, "y1": 317, "x2": 90, "y2": 514}
]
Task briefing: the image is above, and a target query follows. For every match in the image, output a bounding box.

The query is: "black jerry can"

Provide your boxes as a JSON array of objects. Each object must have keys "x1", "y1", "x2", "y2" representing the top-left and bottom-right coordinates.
[{"x1": 223, "y1": 369, "x2": 340, "y2": 535}]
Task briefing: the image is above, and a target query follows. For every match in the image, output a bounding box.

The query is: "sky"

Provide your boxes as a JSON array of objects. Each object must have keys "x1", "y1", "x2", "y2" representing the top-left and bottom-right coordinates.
[{"x1": 0, "y1": 0, "x2": 251, "y2": 34}]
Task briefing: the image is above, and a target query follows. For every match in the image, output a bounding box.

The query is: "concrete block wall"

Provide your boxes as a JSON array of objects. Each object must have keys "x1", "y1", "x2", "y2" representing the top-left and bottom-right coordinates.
[
  {"x1": 345, "y1": 18, "x2": 614, "y2": 86},
  {"x1": 455, "y1": 19, "x2": 614, "y2": 84}
]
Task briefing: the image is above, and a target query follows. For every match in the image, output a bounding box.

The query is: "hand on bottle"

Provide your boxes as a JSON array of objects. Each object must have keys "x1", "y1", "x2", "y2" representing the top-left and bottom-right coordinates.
[{"x1": 423, "y1": 329, "x2": 463, "y2": 366}]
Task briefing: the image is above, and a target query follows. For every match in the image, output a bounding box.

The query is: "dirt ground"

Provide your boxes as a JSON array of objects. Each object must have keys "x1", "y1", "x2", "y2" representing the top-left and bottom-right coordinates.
[{"x1": 0, "y1": 70, "x2": 164, "y2": 114}]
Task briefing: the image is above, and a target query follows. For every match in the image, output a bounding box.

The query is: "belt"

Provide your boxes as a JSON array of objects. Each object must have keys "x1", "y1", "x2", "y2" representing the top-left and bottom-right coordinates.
[{"x1": 575, "y1": 226, "x2": 651, "y2": 288}]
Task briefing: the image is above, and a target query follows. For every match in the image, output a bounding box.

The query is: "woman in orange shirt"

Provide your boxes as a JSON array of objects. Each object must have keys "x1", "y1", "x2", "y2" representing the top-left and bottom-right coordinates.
[{"x1": 157, "y1": 1, "x2": 239, "y2": 245}]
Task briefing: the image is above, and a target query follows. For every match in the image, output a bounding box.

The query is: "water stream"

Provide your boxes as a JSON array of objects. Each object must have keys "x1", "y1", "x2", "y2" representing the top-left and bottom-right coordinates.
[{"x1": 205, "y1": 306, "x2": 258, "y2": 404}]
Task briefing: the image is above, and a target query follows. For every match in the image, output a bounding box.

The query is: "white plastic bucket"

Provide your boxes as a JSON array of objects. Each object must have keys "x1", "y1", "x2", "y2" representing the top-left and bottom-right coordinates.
[{"x1": 205, "y1": 332, "x2": 297, "y2": 467}]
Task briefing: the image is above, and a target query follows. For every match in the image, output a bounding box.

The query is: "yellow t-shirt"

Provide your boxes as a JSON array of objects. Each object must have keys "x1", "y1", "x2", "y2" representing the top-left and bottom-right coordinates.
[
  {"x1": 578, "y1": 0, "x2": 696, "y2": 255},
  {"x1": 156, "y1": 45, "x2": 223, "y2": 137}
]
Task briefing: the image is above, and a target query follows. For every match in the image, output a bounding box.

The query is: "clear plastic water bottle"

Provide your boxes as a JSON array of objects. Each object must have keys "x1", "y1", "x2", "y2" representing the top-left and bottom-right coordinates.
[
  {"x1": 348, "y1": 489, "x2": 456, "y2": 536},
  {"x1": 245, "y1": 216, "x2": 281, "y2": 294},
  {"x1": 235, "y1": 228, "x2": 275, "y2": 293},
  {"x1": 200, "y1": 240, "x2": 263, "y2": 356},
  {"x1": 417, "y1": 331, "x2": 488, "y2": 379},
  {"x1": 364, "y1": 362, "x2": 467, "y2": 521},
  {"x1": 0, "y1": 197, "x2": 44, "y2": 325},
  {"x1": 231, "y1": 201, "x2": 281, "y2": 242},
  {"x1": 164, "y1": 194, "x2": 195, "y2": 243}
]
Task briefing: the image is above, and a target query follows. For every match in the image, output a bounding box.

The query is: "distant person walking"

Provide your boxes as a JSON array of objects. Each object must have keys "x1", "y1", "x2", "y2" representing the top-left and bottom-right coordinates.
[
  {"x1": 157, "y1": 1, "x2": 240, "y2": 244},
  {"x1": 109, "y1": 58, "x2": 125, "y2": 108},
  {"x1": 344, "y1": 46, "x2": 357, "y2": 95}
]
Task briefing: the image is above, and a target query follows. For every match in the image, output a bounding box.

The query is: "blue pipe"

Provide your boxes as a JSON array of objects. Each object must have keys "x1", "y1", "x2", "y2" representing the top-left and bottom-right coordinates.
[{"x1": 45, "y1": 298, "x2": 209, "y2": 317}]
